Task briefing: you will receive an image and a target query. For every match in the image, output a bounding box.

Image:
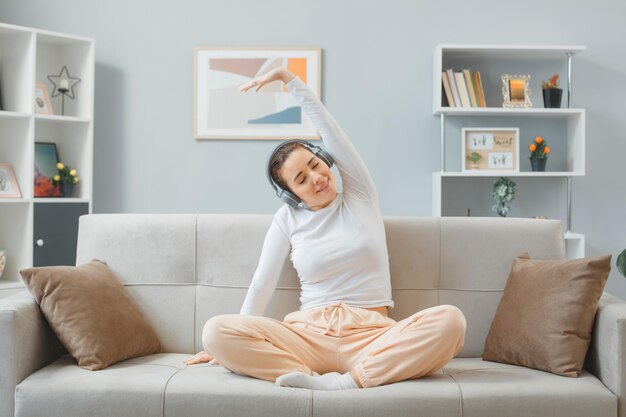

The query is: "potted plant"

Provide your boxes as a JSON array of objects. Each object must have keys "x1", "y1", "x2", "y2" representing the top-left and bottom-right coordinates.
[
  {"x1": 492, "y1": 177, "x2": 516, "y2": 217},
  {"x1": 466, "y1": 152, "x2": 482, "y2": 169},
  {"x1": 51, "y1": 162, "x2": 79, "y2": 197},
  {"x1": 529, "y1": 136, "x2": 550, "y2": 171},
  {"x1": 542, "y1": 74, "x2": 562, "y2": 108},
  {"x1": 618, "y1": 249, "x2": 626, "y2": 279}
]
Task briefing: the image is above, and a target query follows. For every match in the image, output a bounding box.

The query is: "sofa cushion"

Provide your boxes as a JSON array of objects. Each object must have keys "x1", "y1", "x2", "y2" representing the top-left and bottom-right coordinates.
[
  {"x1": 14, "y1": 354, "x2": 616, "y2": 417},
  {"x1": 19, "y1": 259, "x2": 162, "y2": 370},
  {"x1": 482, "y1": 253, "x2": 611, "y2": 377},
  {"x1": 443, "y1": 358, "x2": 616, "y2": 417}
]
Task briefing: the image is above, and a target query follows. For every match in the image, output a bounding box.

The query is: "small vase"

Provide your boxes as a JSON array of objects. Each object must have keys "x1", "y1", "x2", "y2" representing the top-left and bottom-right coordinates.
[
  {"x1": 542, "y1": 88, "x2": 562, "y2": 108},
  {"x1": 530, "y1": 157, "x2": 547, "y2": 172},
  {"x1": 59, "y1": 183, "x2": 75, "y2": 197}
]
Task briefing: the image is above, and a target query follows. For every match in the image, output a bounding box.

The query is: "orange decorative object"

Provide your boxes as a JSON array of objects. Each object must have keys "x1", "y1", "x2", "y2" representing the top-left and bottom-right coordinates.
[
  {"x1": 529, "y1": 144, "x2": 537, "y2": 152},
  {"x1": 544, "y1": 146, "x2": 551, "y2": 154},
  {"x1": 535, "y1": 137, "x2": 543, "y2": 144}
]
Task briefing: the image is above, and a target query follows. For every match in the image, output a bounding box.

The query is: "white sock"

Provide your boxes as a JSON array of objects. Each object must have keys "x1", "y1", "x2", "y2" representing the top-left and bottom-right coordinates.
[{"x1": 276, "y1": 371, "x2": 359, "y2": 390}]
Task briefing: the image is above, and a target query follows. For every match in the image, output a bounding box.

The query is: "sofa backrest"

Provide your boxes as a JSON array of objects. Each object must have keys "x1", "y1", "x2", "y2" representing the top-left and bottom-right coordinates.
[{"x1": 75, "y1": 214, "x2": 565, "y2": 357}]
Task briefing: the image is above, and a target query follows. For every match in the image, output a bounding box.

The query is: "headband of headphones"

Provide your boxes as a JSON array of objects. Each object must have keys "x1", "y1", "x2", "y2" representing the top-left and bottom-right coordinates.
[{"x1": 266, "y1": 139, "x2": 335, "y2": 209}]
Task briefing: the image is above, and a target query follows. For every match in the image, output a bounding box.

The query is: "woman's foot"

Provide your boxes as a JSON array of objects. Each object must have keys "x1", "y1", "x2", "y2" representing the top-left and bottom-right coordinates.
[{"x1": 275, "y1": 371, "x2": 359, "y2": 390}]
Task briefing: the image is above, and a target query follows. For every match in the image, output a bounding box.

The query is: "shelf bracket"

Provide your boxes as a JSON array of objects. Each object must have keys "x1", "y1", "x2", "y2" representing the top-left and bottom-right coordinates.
[
  {"x1": 567, "y1": 52, "x2": 573, "y2": 108},
  {"x1": 567, "y1": 176, "x2": 572, "y2": 233},
  {"x1": 440, "y1": 113, "x2": 446, "y2": 172}
]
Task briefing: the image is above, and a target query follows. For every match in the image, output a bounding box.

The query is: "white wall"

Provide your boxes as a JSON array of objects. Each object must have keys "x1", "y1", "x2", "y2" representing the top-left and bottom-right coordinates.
[{"x1": 2, "y1": 0, "x2": 626, "y2": 298}]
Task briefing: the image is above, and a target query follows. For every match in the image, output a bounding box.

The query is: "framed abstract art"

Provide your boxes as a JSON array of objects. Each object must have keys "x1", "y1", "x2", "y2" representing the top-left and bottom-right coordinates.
[
  {"x1": 34, "y1": 141, "x2": 62, "y2": 197},
  {"x1": 193, "y1": 46, "x2": 321, "y2": 140}
]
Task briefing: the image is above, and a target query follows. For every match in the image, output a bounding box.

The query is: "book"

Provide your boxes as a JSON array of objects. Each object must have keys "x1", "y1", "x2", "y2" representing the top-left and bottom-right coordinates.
[
  {"x1": 454, "y1": 71, "x2": 471, "y2": 107},
  {"x1": 463, "y1": 69, "x2": 478, "y2": 107},
  {"x1": 442, "y1": 71, "x2": 456, "y2": 107},
  {"x1": 445, "y1": 69, "x2": 462, "y2": 109},
  {"x1": 473, "y1": 71, "x2": 486, "y2": 107}
]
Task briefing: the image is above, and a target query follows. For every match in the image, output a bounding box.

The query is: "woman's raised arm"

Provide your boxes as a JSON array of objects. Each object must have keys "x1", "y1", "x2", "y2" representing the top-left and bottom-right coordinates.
[{"x1": 240, "y1": 67, "x2": 378, "y2": 201}]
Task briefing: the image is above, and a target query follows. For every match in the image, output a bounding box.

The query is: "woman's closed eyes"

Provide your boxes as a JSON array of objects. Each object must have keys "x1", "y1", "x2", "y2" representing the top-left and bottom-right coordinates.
[{"x1": 299, "y1": 162, "x2": 320, "y2": 184}]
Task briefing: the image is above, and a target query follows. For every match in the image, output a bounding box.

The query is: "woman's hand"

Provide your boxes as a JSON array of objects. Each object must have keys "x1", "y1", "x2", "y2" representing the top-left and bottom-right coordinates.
[
  {"x1": 182, "y1": 350, "x2": 220, "y2": 366},
  {"x1": 239, "y1": 67, "x2": 295, "y2": 93}
]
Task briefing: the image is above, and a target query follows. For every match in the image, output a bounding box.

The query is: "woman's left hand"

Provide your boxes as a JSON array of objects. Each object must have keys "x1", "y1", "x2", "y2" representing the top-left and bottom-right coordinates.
[{"x1": 239, "y1": 67, "x2": 294, "y2": 93}]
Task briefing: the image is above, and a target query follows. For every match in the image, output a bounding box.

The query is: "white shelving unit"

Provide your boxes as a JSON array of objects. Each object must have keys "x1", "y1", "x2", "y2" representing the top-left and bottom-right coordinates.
[
  {"x1": 432, "y1": 44, "x2": 586, "y2": 259},
  {"x1": 0, "y1": 23, "x2": 94, "y2": 296}
]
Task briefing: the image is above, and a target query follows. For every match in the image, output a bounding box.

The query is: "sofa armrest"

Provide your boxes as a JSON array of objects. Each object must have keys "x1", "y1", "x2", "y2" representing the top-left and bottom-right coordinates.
[
  {"x1": 586, "y1": 292, "x2": 626, "y2": 417},
  {"x1": 0, "y1": 291, "x2": 66, "y2": 417}
]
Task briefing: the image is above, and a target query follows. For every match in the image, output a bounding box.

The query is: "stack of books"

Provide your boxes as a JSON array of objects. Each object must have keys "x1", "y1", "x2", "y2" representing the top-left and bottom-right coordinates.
[{"x1": 442, "y1": 69, "x2": 487, "y2": 108}]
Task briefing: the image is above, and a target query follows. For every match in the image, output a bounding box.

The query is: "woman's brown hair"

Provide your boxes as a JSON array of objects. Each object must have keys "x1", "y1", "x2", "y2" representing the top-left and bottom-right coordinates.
[{"x1": 269, "y1": 142, "x2": 307, "y2": 194}]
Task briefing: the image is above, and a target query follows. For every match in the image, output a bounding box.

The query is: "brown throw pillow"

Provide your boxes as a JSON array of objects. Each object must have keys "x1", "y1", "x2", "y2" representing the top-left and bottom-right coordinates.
[
  {"x1": 482, "y1": 252, "x2": 611, "y2": 377},
  {"x1": 20, "y1": 259, "x2": 162, "y2": 370}
]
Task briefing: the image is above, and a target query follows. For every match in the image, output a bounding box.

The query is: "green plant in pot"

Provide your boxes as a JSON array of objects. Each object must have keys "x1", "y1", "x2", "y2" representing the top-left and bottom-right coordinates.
[
  {"x1": 51, "y1": 162, "x2": 79, "y2": 198},
  {"x1": 618, "y1": 249, "x2": 626, "y2": 279},
  {"x1": 542, "y1": 74, "x2": 562, "y2": 108},
  {"x1": 529, "y1": 136, "x2": 550, "y2": 172},
  {"x1": 492, "y1": 177, "x2": 516, "y2": 217},
  {"x1": 466, "y1": 152, "x2": 482, "y2": 169}
]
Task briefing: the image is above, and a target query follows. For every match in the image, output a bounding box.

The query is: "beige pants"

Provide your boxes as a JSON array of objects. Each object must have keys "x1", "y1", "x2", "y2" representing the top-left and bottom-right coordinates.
[{"x1": 202, "y1": 303, "x2": 466, "y2": 388}]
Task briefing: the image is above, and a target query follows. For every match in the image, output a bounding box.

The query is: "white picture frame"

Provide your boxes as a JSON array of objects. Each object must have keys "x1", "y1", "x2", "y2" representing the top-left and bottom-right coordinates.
[
  {"x1": 462, "y1": 128, "x2": 520, "y2": 173},
  {"x1": 193, "y1": 46, "x2": 322, "y2": 140}
]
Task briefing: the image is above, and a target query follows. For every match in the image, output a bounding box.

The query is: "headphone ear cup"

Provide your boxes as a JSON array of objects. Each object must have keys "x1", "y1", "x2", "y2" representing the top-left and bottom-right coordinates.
[
  {"x1": 316, "y1": 149, "x2": 335, "y2": 168},
  {"x1": 279, "y1": 189, "x2": 304, "y2": 209}
]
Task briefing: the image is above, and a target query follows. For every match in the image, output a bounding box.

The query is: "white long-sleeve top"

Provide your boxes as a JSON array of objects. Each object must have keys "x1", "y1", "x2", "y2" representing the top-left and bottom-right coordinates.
[{"x1": 239, "y1": 76, "x2": 394, "y2": 316}]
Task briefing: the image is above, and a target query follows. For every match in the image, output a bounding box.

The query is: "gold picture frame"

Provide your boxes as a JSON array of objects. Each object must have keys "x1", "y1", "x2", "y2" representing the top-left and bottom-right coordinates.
[
  {"x1": 501, "y1": 74, "x2": 532, "y2": 108},
  {"x1": 462, "y1": 128, "x2": 520, "y2": 172}
]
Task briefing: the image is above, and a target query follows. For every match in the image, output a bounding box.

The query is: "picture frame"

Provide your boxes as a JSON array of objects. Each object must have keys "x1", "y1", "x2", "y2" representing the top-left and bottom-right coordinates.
[
  {"x1": 34, "y1": 83, "x2": 54, "y2": 115},
  {"x1": 501, "y1": 74, "x2": 532, "y2": 108},
  {"x1": 34, "y1": 141, "x2": 61, "y2": 197},
  {"x1": 0, "y1": 163, "x2": 22, "y2": 198},
  {"x1": 193, "y1": 46, "x2": 322, "y2": 140},
  {"x1": 462, "y1": 128, "x2": 520, "y2": 172}
]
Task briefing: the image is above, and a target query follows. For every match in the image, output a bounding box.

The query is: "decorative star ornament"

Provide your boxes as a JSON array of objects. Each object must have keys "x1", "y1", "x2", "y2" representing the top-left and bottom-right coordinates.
[{"x1": 47, "y1": 65, "x2": 81, "y2": 99}]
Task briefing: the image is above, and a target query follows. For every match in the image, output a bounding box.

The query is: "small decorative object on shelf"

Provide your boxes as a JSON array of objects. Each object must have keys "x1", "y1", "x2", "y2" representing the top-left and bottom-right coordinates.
[
  {"x1": 502, "y1": 74, "x2": 532, "y2": 108},
  {"x1": 542, "y1": 74, "x2": 562, "y2": 108},
  {"x1": 47, "y1": 65, "x2": 81, "y2": 116},
  {"x1": 529, "y1": 136, "x2": 550, "y2": 171},
  {"x1": 34, "y1": 84, "x2": 54, "y2": 114},
  {"x1": 0, "y1": 250, "x2": 5, "y2": 278},
  {"x1": 618, "y1": 249, "x2": 626, "y2": 279},
  {"x1": 466, "y1": 152, "x2": 482, "y2": 170},
  {"x1": 0, "y1": 163, "x2": 22, "y2": 198},
  {"x1": 492, "y1": 177, "x2": 516, "y2": 217},
  {"x1": 51, "y1": 162, "x2": 79, "y2": 198}
]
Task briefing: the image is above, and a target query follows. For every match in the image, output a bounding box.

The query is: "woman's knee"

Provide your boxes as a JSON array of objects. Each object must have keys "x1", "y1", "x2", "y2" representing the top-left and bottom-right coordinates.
[
  {"x1": 202, "y1": 314, "x2": 238, "y2": 353},
  {"x1": 437, "y1": 305, "x2": 467, "y2": 339}
]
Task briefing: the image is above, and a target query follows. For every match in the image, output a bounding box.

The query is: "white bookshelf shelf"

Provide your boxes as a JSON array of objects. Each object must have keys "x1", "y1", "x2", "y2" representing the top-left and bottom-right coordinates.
[
  {"x1": 433, "y1": 107, "x2": 585, "y2": 117},
  {"x1": 435, "y1": 171, "x2": 584, "y2": 178},
  {"x1": 0, "y1": 110, "x2": 32, "y2": 120},
  {"x1": 34, "y1": 114, "x2": 91, "y2": 123}
]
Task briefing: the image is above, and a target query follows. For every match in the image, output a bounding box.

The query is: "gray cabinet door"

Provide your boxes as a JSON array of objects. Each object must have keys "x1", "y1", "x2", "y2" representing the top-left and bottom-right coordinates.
[{"x1": 34, "y1": 203, "x2": 89, "y2": 267}]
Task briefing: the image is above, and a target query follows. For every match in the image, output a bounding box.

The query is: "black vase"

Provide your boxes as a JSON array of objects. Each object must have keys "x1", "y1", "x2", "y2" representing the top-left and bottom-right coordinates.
[
  {"x1": 530, "y1": 157, "x2": 547, "y2": 172},
  {"x1": 59, "y1": 183, "x2": 75, "y2": 197},
  {"x1": 542, "y1": 88, "x2": 562, "y2": 108}
]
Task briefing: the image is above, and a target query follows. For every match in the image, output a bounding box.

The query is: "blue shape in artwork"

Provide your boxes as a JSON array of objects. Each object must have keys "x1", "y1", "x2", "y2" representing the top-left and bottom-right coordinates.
[{"x1": 248, "y1": 106, "x2": 301, "y2": 124}]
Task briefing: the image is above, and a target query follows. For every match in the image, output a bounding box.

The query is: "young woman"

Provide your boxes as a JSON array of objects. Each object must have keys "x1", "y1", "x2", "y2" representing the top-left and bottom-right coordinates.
[{"x1": 183, "y1": 67, "x2": 466, "y2": 390}]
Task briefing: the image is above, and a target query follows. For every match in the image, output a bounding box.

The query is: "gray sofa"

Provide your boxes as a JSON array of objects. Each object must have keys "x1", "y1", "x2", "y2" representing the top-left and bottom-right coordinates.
[{"x1": 1, "y1": 214, "x2": 625, "y2": 417}]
